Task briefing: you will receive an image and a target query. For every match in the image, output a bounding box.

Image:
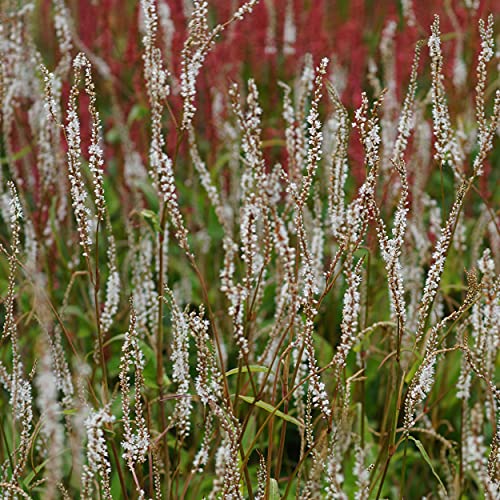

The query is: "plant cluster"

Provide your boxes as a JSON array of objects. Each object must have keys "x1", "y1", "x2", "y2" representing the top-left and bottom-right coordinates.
[{"x1": 0, "y1": 1, "x2": 499, "y2": 498}]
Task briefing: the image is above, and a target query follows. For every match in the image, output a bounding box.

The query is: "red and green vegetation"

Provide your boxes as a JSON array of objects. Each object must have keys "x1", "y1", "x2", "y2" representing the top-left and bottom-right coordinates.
[{"x1": 0, "y1": 0, "x2": 499, "y2": 498}]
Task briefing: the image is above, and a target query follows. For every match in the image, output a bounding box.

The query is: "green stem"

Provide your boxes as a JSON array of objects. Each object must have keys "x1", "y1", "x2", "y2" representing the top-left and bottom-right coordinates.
[{"x1": 399, "y1": 436, "x2": 409, "y2": 499}]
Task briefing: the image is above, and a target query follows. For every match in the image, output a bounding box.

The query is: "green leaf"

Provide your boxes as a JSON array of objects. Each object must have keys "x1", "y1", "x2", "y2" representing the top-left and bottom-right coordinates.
[
  {"x1": 105, "y1": 127, "x2": 120, "y2": 144},
  {"x1": 24, "y1": 458, "x2": 50, "y2": 488},
  {"x1": 269, "y1": 478, "x2": 280, "y2": 499},
  {"x1": 102, "y1": 333, "x2": 126, "y2": 349},
  {"x1": 212, "y1": 152, "x2": 231, "y2": 175},
  {"x1": 408, "y1": 436, "x2": 446, "y2": 492},
  {"x1": 313, "y1": 333, "x2": 333, "y2": 367},
  {"x1": 0, "y1": 145, "x2": 32, "y2": 165},
  {"x1": 137, "y1": 181, "x2": 159, "y2": 211},
  {"x1": 63, "y1": 305, "x2": 94, "y2": 327},
  {"x1": 127, "y1": 104, "x2": 149, "y2": 125},
  {"x1": 405, "y1": 354, "x2": 423, "y2": 384},
  {"x1": 225, "y1": 365, "x2": 271, "y2": 377},
  {"x1": 140, "y1": 209, "x2": 162, "y2": 234},
  {"x1": 61, "y1": 408, "x2": 78, "y2": 415},
  {"x1": 141, "y1": 342, "x2": 171, "y2": 390},
  {"x1": 241, "y1": 416, "x2": 256, "y2": 452},
  {"x1": 104, "y1": 427, "x2": 116, "y2": 438},
  {"x1": 23, "y1": 449, "x2": 69, "y2": 488},
  {"x1": 238, "y1": 396, "x2": 304, "y2": 428}
]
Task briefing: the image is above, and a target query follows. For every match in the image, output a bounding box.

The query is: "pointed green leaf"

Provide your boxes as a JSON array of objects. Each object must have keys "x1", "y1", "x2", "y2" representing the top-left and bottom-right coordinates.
[
  {"x1": 269, "y1": 478, "x2": 280, "y2": 499},
  {"x1": 238, "y1": 395, "x2": 304, "y2": 428},
  {"x1": 140, "y1": 209, "x2": 162, "y2": 234},
  {"x1": 225, "y1": 365, "x2": 271, "y2": 377},
  {"x1": 408, "y1": 436, "x2": 446, "y2": 492},
  {"x1": 61, "y1": 408, "x2": 78, "y2": 415}
]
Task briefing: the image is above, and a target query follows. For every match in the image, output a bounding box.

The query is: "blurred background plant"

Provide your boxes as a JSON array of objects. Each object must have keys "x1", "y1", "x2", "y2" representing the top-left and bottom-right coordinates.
[{"x1": 0, "y1": 0, "x2": 499, "y2": 498}]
